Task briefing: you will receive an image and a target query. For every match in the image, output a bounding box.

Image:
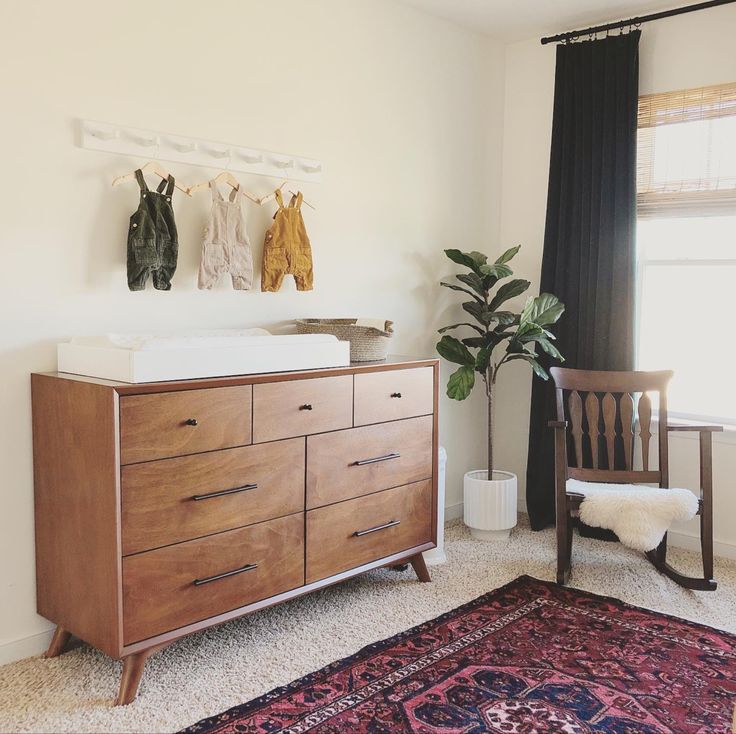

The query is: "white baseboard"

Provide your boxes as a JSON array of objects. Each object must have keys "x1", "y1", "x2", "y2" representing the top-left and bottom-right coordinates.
[
  {"x1": 445, "y1": 501, "x2": 464, "y2": 522},
  {"x1": 0, "y1": 627, "x2": 54, "y2": 667},
  {"x1": 666, "y1": 530, "x2": 736, "y2": 561},
  {"x1": 446, "y1": 501, "x2": 736, "y2": 561}
]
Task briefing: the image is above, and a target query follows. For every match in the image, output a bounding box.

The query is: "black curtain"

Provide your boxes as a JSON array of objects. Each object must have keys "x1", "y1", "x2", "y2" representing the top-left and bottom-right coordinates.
[{"x1": 526, "y1": 31, "x2": 641, "y2": 530}]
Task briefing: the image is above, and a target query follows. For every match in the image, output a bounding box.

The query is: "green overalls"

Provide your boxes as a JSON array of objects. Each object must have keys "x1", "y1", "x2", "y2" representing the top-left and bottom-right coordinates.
[{"x1": 127, "y1": 170, "x2": 179, "y2": 291}]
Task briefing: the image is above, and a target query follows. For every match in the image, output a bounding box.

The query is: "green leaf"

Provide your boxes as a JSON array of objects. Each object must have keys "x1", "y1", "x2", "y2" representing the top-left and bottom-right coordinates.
[
  {"x1": 479, "y1": 262, "x2": 513, "y2": 281},
  {"x1": 440, "y1": 281, "x2": 483, "y2": 303},
  {"x1": 438, "y1": 322, "x2": 484, "y2": 336},
  {"x1": 446, "y1": 365, "x2": 475, "y2": 400},
  {"x1": 494, "y1": 245, "x2": 521, "y2": 265},
  {"x1": 505, "y1": 354, "x2": 550, "y2": 380},
  {"x1": 521, "y1": 293, "x2": 565, "y2": 326},
  {"x1": 536, "y1": 336, "x2": 564, "y2": 361},
  {"x1": 516, "y1": 322, "x2": 545, "y2": 342},
  {"x1": 462, "y1": 300, "x2": 491, "y2": 325},
  {"x1": 436, "y1": 335, "x2": 475, "y2": 366},
  {"x1": 488, "y1": 311, "x2": 516, "y2": 326},
  {"x1": 462, "y1": 336, "x2": 487, "y2": 348},
  {"x1": 505, "y1": 338, "x2": 526, "y2": 354},
  {"x1": 444, "y1": 249, "x2": 488, "y2": 275},
  {"x1": 475, "y1": 345, "x2": 493, "y2": 374},
  {"x1": 456, "y1": 272, "x2": 486, "y2": 296},
  {"x1": 519, "y1": 296, "x2": 535, "y2": 325},
  {"x1": 489, "y1": 279, "x2": 531, "y2": 311}
]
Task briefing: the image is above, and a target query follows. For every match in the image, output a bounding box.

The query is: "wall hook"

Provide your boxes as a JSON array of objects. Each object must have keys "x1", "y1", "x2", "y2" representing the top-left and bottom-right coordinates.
[
  {"x1": 126, "y1": 131, "x2": 160, "y2": 147},
  {"x1": 88, "y1": 126, "x2": 119, "y2": 141},
  {"x1": 237, "y1": 151, "x2": 264, "y2": 164},
  {"x1": 170, "y1": 139, "x2": 198, "y2": 153},
  {"x1": 301, "y1": 161, "x2": 322, "y2": 173},
  {"x1": 208, "y1": 147, "x2": 230, "y2": 159},
  {"x1": 272, "y1": 156, "x2": 295, "y2": 169}
]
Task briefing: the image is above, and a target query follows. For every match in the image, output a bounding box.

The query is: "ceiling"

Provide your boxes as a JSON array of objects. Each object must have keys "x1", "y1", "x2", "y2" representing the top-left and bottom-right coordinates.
[{"x1": 399, "y1": 0, "x2": 691, "y2": 41}]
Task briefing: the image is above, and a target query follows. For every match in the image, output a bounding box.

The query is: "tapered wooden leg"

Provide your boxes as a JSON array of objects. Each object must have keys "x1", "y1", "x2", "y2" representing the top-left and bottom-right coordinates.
[
  {"x1": 566, "y1": 516, "x2": 574, "y2": 559},
  {"x1": 700, "y1": 432, "x2": 715, "y2": 582},
  {"x1": 410, "y1": 553, "x2": 431, "y2": 583},
  {"x1": 115, "y1": 649, "x2": 155, "y2": 706},
  {"x1": 552, "y1": 424, "x2": 572, "y2": 585},
  {"x1": 556, "y1": 510, "x2": 571, "y2": 585},
  {"x1": 43, "y1": 626, "x2": 71, "y2": 658}
]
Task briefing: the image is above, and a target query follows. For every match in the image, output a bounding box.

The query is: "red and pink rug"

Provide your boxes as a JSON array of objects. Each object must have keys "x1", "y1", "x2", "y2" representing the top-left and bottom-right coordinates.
[{"x1": 182, "y1": 576, "x2": 736, "y2": 734}]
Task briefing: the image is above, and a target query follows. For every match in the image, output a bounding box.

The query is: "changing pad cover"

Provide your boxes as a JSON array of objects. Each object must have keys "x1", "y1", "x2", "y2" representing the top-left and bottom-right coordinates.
[{"x1": 69, "y1": 329, "x2": 341, "y2": 352}]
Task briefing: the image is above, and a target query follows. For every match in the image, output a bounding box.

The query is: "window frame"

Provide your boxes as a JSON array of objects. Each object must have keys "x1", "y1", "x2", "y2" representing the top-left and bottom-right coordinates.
[{"x1": 635, "y1": 82, "x2": 736, "y2": 426}]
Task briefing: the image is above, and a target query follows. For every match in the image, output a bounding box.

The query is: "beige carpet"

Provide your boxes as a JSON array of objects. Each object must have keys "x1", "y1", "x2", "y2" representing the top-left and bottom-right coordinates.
[{"x1": 1, "y1": 517, "x2": 734, "y2": 734}]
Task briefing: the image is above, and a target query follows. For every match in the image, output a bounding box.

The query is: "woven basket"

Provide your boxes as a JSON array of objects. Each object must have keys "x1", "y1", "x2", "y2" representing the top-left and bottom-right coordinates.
[{"x1": 296, "y1": 319, "x2": 394, "y2": 362}]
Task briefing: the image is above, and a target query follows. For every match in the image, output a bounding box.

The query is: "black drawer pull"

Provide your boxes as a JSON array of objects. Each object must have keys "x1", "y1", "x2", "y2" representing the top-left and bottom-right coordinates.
[
  {"x1": 193, "y1": 563, "x2": 258, "y2": 586},
  {"x1": 184, "y1": 418, "x2": 199, "y2": 426},
  {"x1": 390, "y1": 392, "x2": 402, "y2": 398},
  {"x1": 192, "y1": 483, "x2": 258, "y2": 501},
  {"x1": 299, "y1": 404, "x2": 313, "y2": 411},
  {"x1": 353, "y1": 452, "x2": 401, "y2": 466},
  {"x1": 353, "y1": 519, "x2": 401, "y2": 537}
]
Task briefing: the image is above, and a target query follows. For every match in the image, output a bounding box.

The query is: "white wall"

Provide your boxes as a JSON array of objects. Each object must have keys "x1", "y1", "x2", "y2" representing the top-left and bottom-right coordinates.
[
  {"x1": 5, "y1": 0, "x2": 729, "y2": 668},
  {"x1": 495, "y1": 4, "x2": 736, "y2": 558},
  {"x1": 0, "y1": 0, "x2": 505, "y2": 662}
]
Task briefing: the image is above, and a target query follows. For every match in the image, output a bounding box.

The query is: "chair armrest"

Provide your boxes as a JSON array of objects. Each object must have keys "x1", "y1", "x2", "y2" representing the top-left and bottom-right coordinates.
[
  {"x1": 667, "y1": 424, "x2": 723, "y2": 433},
  {"x1": 548, "y1": 420, "x2": 568, "y2": 429}
]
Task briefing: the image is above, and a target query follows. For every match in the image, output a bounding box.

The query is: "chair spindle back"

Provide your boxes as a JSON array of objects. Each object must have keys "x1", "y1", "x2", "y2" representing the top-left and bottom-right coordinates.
[{"x1": 550, "y1": 368, "x2": 673, "y2": 486}]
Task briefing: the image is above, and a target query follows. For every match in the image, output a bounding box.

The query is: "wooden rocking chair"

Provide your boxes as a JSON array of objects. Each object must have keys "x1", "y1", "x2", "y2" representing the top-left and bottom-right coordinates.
[{"x1": 549, "y1": 367, "x2": 720, "y2": 591}]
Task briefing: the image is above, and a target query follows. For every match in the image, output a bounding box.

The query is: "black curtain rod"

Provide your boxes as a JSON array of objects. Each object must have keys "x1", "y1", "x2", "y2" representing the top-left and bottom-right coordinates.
[{"x1": 540, "y1": 0, "x2": 736, "y2": 45}]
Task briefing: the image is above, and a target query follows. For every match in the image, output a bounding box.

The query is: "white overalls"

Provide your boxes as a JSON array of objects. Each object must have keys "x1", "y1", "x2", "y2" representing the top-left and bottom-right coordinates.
[{"x1": 198, "y1": 182, "x2": 254, "y2": 290}]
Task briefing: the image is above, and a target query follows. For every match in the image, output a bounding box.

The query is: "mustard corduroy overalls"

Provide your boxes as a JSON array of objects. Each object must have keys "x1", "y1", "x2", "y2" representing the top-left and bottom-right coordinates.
[{"x1": 261, "y1": 190, "x2": 313, "y2": 292}]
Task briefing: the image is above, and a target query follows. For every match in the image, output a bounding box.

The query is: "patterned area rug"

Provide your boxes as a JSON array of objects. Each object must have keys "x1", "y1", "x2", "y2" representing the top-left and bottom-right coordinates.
[{"x1": 181, "y1": 576, "x2": 736, "y2": 734}]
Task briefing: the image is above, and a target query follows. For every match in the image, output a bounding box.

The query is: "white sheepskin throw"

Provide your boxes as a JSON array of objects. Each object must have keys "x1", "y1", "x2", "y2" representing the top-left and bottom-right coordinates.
[{"x1": 568, "y1": 479, "x2": 699, "y2": 553}]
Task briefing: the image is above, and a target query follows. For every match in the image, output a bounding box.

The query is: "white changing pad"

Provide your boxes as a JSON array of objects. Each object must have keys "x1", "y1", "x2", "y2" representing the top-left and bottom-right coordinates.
[
  {"x1": 82, "y1": 328, "x2": 273, "y2": 351},
  {"x1": 59, "y1": 330, "x2": 351, "y2": 383}
]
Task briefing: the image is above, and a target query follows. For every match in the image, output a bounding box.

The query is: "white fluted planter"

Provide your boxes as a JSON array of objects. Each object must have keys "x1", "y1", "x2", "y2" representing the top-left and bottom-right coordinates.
[{"x1": 463, "y1": 470, "x2": 517, "y2": 541}]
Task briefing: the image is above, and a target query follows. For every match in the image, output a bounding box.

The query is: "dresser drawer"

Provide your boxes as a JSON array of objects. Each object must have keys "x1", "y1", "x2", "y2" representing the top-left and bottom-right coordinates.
[
  {"x1": 121, "y1": 438, "x2": 305, "y2": 555},
  {"x1": 123, "y1": 514, "x2": 304, "y2": 644},
  {"x1": 353, "y1": 367, "x2": 434, "y2": 426},
  {"x1": 252, "y1": 375, "x2": 353, "y2": 443},
  {"x1": 307, "y1": 416, "x2": 433, "y2": 509},
  {"x1": 120, "y1": 386, "x2": 252, "y2": 464},
  {"x1": 306, "y1": 480, "x2": 433, "y2": 583}
]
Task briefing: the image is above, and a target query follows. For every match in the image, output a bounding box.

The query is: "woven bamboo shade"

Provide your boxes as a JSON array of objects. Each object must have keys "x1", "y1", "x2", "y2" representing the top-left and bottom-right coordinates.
[
  {"x1": 638, "y1": 82, "x2": 736, "y2": 128},
  {"x1": 637, "y1": 82, "x2": 736, "y2": 218}
]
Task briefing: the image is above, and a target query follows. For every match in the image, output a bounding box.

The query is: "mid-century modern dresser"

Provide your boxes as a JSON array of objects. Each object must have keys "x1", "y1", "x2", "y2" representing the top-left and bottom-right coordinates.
[{"x1": 31, "y1": 357, "x2": 439, "y2": 704}]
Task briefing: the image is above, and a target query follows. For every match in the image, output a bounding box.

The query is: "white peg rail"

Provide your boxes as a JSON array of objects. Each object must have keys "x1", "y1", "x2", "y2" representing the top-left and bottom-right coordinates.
[{"x1": 80, "y1": 120, "x2": 323, "y2": 184}]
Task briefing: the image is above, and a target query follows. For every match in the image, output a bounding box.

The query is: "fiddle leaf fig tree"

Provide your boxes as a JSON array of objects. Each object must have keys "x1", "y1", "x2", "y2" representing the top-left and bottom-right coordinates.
[{"x1": 436, "y1": 246, "x2": 565, "y2": 479}]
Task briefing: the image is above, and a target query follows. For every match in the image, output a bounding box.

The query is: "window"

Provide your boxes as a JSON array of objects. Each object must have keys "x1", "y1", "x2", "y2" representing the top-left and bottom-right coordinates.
[{"x1": 636, "y1": 83, "x2": 736, "y2": 423}]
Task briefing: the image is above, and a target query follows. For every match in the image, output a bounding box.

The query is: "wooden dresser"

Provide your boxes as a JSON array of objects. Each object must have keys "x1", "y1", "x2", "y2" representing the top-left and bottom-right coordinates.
[{"x1": 31, "y1": 357, "x2": 439, "y2": 704}]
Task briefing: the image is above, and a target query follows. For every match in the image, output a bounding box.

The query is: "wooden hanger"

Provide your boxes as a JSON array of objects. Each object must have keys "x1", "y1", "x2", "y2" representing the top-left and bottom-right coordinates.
[
  {"x1": 258, "y1": 180, "x2": 288, "y2": 206},
  {"x1": 288, "y1": 189, "x2": 316, "y2": 210},
  {"x1": 259, "y1": 181, "x2": 316, "y2": 210},
  {"x1": 187, "y1": 171, "x2": 260, "y2": 204},
  {"x1": 111, "y1": 161, "x2": 191, "y2": 196}
]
